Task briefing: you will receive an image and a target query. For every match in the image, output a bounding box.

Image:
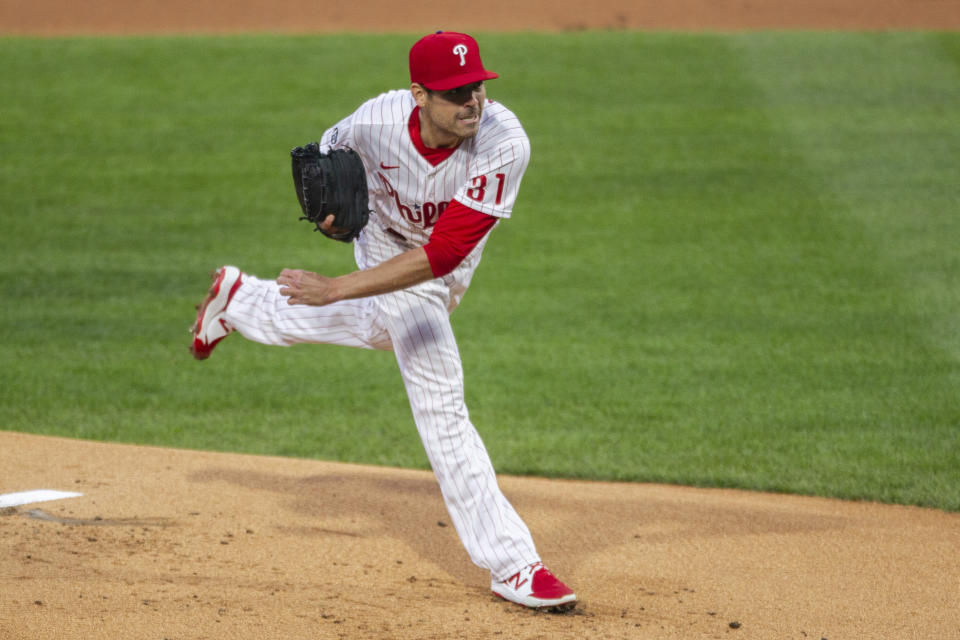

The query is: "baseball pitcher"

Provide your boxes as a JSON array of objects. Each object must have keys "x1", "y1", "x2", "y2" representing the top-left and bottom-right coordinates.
[{"x1": 190, "y1": 31, "x2": 576, "y2": 611}]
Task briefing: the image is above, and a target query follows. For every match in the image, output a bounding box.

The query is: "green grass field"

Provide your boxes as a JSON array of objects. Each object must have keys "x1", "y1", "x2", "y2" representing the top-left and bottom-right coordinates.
[{"x1": 1, "y1": 32, "x2": 958, "y2": 511}]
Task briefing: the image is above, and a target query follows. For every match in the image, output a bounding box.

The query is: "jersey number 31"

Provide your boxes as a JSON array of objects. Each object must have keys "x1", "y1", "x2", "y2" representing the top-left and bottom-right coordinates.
[{"x1": 466, "y1": 173, "x2": 507, "y2": 205}]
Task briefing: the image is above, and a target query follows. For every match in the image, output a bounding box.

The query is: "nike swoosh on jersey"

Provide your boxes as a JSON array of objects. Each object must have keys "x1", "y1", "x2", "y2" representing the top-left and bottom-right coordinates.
[{"x1": 380, "y1": 162, "x2": 400, "y2": 170}]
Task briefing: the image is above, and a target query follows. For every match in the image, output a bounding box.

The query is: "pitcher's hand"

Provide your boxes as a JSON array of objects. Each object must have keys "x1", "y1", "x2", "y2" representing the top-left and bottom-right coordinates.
[{"x1": 277, "y1": 268, "x2": 338, "y2": 306}]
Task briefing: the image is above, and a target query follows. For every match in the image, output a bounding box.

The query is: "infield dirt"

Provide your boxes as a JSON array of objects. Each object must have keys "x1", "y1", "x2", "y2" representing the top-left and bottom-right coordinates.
[
  {"x1": 2, "y1": 2, "x2": 960, "y2": 639},
  {"x1": 2, "y1": 0, "x2": 960, "y2": 33},
  {"x1": 3, "y1": 432, "x2": 959, "y2": 640}
]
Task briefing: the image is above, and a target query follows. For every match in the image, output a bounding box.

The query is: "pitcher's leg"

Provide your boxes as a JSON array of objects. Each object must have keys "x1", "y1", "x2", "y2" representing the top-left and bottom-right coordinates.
[
  {"x1": 379, "y1": 287, "x2": 540, "y2": 581},
  {"x1": 225, "y1": 272, "x2": 391, "y2": 350}
]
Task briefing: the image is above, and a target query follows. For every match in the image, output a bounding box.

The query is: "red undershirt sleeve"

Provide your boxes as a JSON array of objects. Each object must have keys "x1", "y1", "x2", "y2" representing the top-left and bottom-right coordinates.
[{"x1": 423, "y1": 199, "x2": 499, "y2": 278}]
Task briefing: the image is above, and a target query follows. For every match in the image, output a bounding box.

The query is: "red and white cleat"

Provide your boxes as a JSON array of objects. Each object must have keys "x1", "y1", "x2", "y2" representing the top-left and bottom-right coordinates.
[
  {"x1": 491, "y1": 562, "x2": 577, "y2": 611},
  {"x1": 189, "y1": 266, "x2": 243, "y2": 360}
]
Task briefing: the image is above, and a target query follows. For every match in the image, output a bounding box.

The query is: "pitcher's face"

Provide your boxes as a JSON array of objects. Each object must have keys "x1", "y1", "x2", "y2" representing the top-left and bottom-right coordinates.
[{"x1": 413, "y1": 81, "x2": 487, "y2": 148}]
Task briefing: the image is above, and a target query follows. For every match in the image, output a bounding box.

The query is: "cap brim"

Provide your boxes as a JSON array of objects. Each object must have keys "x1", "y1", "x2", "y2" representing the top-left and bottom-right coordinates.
[{"x1": 421, "y1": 70, "x2": 499, "y2": 91}]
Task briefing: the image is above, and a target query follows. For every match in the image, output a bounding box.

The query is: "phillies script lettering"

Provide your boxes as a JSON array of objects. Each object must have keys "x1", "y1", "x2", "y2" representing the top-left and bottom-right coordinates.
[
  {"x1": 378, "y1": 172, "x2": 447, "y2": 228},
  {"x1": 377, "y1": 171, "x2": 509, "y2": 228}
]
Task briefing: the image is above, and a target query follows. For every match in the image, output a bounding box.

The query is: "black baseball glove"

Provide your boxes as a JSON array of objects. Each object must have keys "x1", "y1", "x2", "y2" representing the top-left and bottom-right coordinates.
[{"x1": 290, "y1": 142, "x2": 371, "y2": 242}]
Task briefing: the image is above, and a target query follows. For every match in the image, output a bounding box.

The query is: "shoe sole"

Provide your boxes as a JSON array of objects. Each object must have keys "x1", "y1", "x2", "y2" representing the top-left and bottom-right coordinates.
[
  {"x1": 540, "y1": 600, "x2": 577, "y2": 613},
  {"x1": 189, "y1": 267, "x2": 241, "y2": 360},
  {"x1": 492, "y1": 591, "x2": 577, "y2": 612}
]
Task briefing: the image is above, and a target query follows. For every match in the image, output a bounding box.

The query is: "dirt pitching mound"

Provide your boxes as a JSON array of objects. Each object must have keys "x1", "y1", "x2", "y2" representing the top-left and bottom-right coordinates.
[{"x1": 1, "y1": 432, "x2": 958, "y2": 639}]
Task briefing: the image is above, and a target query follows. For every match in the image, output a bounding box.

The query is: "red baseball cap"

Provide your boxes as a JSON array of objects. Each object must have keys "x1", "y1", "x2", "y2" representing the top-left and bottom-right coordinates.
[{"x1": 409, "y1": 31, "x2": 499, "y2": 91}]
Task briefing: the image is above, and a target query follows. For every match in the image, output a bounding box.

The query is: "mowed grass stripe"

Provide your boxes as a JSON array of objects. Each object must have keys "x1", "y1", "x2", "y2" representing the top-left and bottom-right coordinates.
[{"x1": 727, "y1": 32, "x2": 960, "y2": 505}]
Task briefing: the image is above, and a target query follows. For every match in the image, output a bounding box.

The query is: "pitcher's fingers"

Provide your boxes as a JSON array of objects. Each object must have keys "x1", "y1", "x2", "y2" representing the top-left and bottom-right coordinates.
[{"x1": 277, "y1": 268, "x2": 300, "y2": 285}]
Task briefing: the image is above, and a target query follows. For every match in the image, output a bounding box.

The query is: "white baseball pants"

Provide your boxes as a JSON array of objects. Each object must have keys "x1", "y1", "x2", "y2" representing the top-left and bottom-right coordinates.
[{"x1": 222, "y1": 235, "x2": 540, "y2": 581}]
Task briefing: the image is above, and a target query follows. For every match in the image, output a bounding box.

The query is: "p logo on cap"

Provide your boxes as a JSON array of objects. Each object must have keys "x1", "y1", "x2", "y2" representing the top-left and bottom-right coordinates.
[
  {"x1": 409, "y1": 31, "x2": 499, "y2": 91},
  {"x1": 453, "y1": 43, "x2": 468, "y2": 66}
]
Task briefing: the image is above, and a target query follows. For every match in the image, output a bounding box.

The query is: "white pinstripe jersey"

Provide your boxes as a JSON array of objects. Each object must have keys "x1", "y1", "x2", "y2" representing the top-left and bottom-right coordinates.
[{"x1": 318, "y1": 89, "x2": 531, "y2": 289}]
